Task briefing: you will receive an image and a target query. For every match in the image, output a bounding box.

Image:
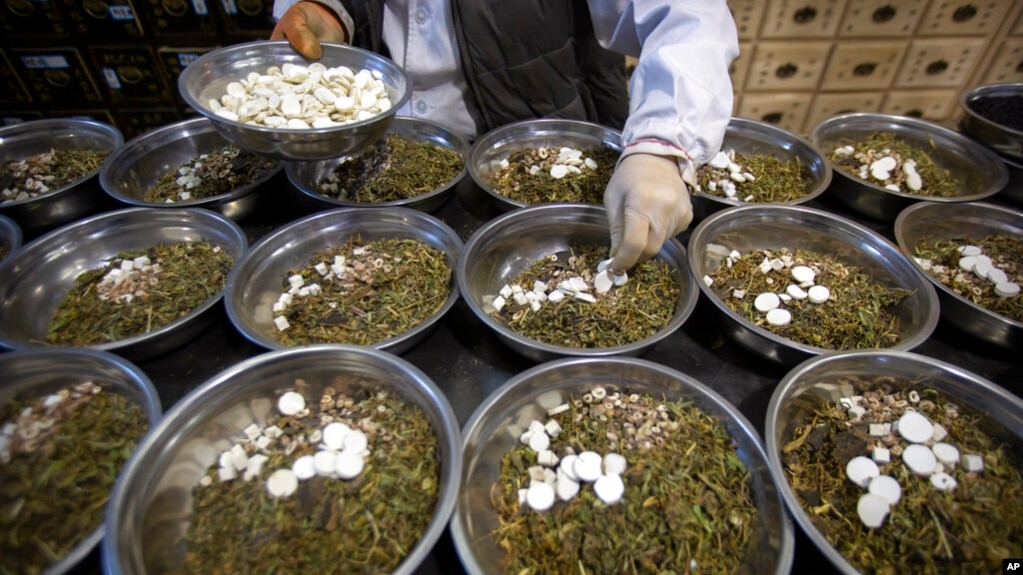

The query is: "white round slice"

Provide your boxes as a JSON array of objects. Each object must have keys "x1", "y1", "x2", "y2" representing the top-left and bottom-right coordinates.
[
  {"x1": 857, "y1": 493, "x2": 890, "y2": 529},
  {"x1": 846, "y1": 456, "x2": 880, "y2": 488},
  {"x1": 897, "y1": 411, "x2": 934, "y2": 443},
  {"x1": 903, "y1": 443, "x2": 938, "y2": 476},
  {"x1": 867, "y1": 475, "x2": 902, "y2": 505},
  {"x1": 266, "y1": 468, "x2": 299, "y2": 498},
  {"x1": 594, "y1": 473, "x2": 626, "y2": 505},
  {"x1": 754, "y1": 292, "x2": 781, "y2": 312},
  {"x1": 526, "y1": 482, "x2": 556, "y2": 511},
  {"x1": 334, "y1": 450, "x2": 365, "y2": 480},
  {"x1": 573, "y1": 451, "x2": 603, "y2": 482}
]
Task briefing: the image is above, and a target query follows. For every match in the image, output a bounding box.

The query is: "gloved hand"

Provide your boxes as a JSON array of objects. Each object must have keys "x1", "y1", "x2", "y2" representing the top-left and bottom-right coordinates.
[
  {"x1": 604, "y1": 153, "x2": 694, "y2": 274},
  {"x1": 270, "y1": 1, "x2": 346, "y2": 60}
]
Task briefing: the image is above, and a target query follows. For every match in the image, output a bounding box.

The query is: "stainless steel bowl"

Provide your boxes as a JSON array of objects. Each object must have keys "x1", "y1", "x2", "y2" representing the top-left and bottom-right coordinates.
[
  {"x1": 0, "y1": 347, "x2": 162, "y2": 575},
  {"x1": 0, "y1": 207, "x2": 248, "y2": 360},
  {"x1": 692, "y1": 117, "x2": 832, "y2": 221},
  {"x1": 999, "y1": 154, "x2": 1023, "y2": 205},
  {"x1": 765, "y1": 350, "x2": 1023, "y2": 575},
  {"x1": 452, "y1": 356, "x2": 795, "y2": 575},
  {"x1": 225, "y1": 206, "x2": 462, "y2": 353},
  {"x1": 287, "y1": 116, "x2": 468, "y2": 213},
  {"x1": 0, "y1": 212, "x2": 22, "y2": 262},
  {"x1": 178, "y1": 40, "x2": 411, "y2": 161},
  {"x1": 457, "y1": 203, "x2": 698, "y2": 362},
  {"x1": 104, "y1": 345, "x2": 460, "y2": 575},
  {"x1": 894, "y1": 201, "x2": 1023, "y2": 349},
  {"x1": 811, "y1": 113, "x2": 1007, "y2": 220},
  {"x1": 687, "y1": 205, "x2": 939, "y2": 364},
  {"x1": 100, "y1": 117, "x2": 283, "y2": 221},
  {"x1": 467, "y1": 118, "x2": 622, "y2": 212},
  {"x1": 958, "y1": 82, "x2": 1023, "y2": 162},
  {"x1": 0, "y1": 118, "x2": 124, "y2": 237}
]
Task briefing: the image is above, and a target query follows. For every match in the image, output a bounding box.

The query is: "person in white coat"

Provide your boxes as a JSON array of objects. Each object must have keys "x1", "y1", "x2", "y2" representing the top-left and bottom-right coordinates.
[{"x1": 271, "y1": 0, "x2": 739, "y2": 274}]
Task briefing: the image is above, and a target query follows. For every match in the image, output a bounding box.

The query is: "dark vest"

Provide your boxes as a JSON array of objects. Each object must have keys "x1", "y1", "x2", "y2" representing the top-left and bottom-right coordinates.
[{"x1": 337, "y1": 0, "x2": 629, "y2": 134}]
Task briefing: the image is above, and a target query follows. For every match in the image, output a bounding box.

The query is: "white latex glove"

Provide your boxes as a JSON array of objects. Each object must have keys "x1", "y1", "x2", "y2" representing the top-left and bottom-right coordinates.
[{"x1": 604, "y1": 153, "x2": 694, "y2": 274}]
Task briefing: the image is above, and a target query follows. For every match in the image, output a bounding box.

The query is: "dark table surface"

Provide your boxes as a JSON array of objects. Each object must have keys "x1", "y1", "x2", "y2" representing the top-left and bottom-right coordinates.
[{"x1": 66, "y1": 172, "x2": 1022, "y2": 574}]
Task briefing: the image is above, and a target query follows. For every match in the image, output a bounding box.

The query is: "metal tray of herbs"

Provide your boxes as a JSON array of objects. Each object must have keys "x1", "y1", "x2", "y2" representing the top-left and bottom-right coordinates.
[
  {"x1": 100, "y1": 117, "x2": 283, "y2": 221},
  {"x1": 894, "y1": 201, "x2": 1023, "y2": 350},
  {"x1": 687, "y1": 204, "x2": 939, "y2": 365},
  {"x1": 766, "y1": 350, "x2": 1023, "y2": 575},
  {"x1": 452, "y1": 356, "x2": 794, "y2": 575},
  {"x1": 287, "y1": 116, "x2": 469, "y2": 213},
  {"x1": 0, "y1": 207, "x2": 248, "y2": 361}
]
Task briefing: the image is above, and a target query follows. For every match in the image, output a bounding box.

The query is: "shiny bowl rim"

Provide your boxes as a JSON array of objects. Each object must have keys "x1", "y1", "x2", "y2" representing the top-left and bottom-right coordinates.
[
  {"x1": 692, "y1": 116, "x2": 834, "y2": 208},
  {"x1": 0, "y1": 212, "x2": 23, "y2": 253},
  {"x1": 99, "y1": 116, "x2": 284, "y2": 208},
  {"x1": 286, "y1": 115, "x2": 470, "y2": 208},
  {"x1": 0, "y1": 346, "x2": 162, "y2": 575},
  {"x1": 0, "y1": 206, "x2": 248, "y2": 352},
  {"x1": 687, "y1": 203, "x2": 941, "y2": 356},
  {"x1": 102, "y1": 343, "x2": 461, "y2": 575},
  {"x1": 452, "y1": 354, "x2": 796, "y2": 575},
  {"x1": 178, "y1": 40, "x2": 413, "y2": 137},
  {"x1": 811, "y1": 112, "x2": 1009, "y2": 202},
  {"x1": 456, "y1": 202, "x2": 699, "y2": 357},
  {"x1": 467, "y1": 118, "x2": 623, "y2": 210},
  {"x1": 764, "y1": 348, "x2": 1023, "y2": 575},
  {"x1": 224, "y1": 205, "x2": 463, "y2": 351},
  {"x1": 893, "y1": 200, "x2": 1023, "y2": 328},
  {"x1": 0, "y1": 118, "x2": 124, "y2": 207}
]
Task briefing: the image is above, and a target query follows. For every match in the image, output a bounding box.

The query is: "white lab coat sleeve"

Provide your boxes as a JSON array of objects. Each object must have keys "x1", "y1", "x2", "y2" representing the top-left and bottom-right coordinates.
[
  {"x1": 588, "y1": 0, "x2": 738, "y2": 167},
  {"x1": 272, "y1": 0, "x2": 355, "y2": 43}
]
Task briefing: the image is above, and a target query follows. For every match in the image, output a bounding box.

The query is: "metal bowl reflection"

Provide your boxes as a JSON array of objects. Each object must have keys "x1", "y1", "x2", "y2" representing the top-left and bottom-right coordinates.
[
  {"x1": 457, "y1": 203, "x2": 697, "y2": 362},
  {"x1": 0, "y1": 207, "x2": 248, "y2": 361},
  {"x1": 452, "y1": 356, "x2": 794, "y2": 575},
  {"x1": 765, "y1": 350, "x2": 1023, "y2": 574},
  {"x1": 225, "y1": 207, "x2": 461, "y2": 354},
  {"x1": 0, "y1": 212, "x2": 22, "y2": 262},
  {"x1": 811, "y1": 113, "x2": 1007, "y2": 221},
  {"x1": 467, "y1": 119, "x2": 622, "y2": 212},
  {"x1": 692, "y1": 117, "x2": 831, "y2": 221},
  {"x1": 958, "y1": 82, "x2": 1023, "y2": 163},
  {"x1": 287, "y1": 116, "x2": 468, "y2": 213},
  {"x1": 687, "y1": 205, "x2": 939, "y2": 364},
  {"x1": 178, "y1": 40, "x2": 411, "y2": 161},
  {"x1": 100, "y1": 117, "x2": 283, "y2": 221},
  {"x1": 0, "y1": 347, "x2": 161, "y2": 575},
  {"x1": 894, "y1": 201, "x2": 1023, "y2": 349},
  {"x1": 0, "y1": 118, "x2": 124, "y2": 237},
  {"x1": 104, "y1": 345, "x2": 460, "y2": 575}
]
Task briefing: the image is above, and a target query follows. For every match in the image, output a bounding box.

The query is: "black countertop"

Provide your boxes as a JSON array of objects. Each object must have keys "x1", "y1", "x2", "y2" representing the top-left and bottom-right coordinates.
[{"x1": 70, "y1": 173, "x2": 1022, "y2": 574}]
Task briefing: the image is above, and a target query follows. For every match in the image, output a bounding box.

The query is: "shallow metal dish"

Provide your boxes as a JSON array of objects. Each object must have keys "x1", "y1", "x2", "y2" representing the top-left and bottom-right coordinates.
[
  {"x1": 687, "y1": 205, "x2": 939, "y2": 365},
  {"x1": 457, "y1": 203, "x2": 698, "y2": 362},
  {"x1": 178, "y1": 40, "x2": 411, "y2": 161},
  {"x1": 0, "y1": 212, "x2": 22, "y2": 262},
  {"x1": 287, "y1": 116, "x2": 468, "y2": 213},
  {"x1": 225, "y1": 206, "x2": 461, "y2": 353},
  {"x1": 0, "y1": 118, "x2": 124, "y2": 237},
  {"x1": 811, "y1": 113, "x2": 1007, "y2": 221},
  {"x1": 0, "y1": 207, "x2": 248, "y2": 361},
  {"x1": 100, "y1": 117, "x2": 283, "y2": 221},
  {"x1": 104, "y1": 345, "x2": 460, "y2": 575},
  {"x1": 765, "y1": 350, "x2": 1023, "y2": 575},
  {"x1": 692, "y1": 117, "x2": 832, "y2": 221},
  {"x1": 0, "y1": 347, "x2": 162, "y2": 575},
  {"x1": 467, "y1": 118, "x2": 622, "y2": 212},
  {"x1": 958, "y1": 82, "x2": 1023, "y2": 162},
  {"x1": 452, "y1": 355, "x2": 794, "y2": 575},
  {"x1": 894, "y1": 201, "x2": 1023, "y2": 349}
]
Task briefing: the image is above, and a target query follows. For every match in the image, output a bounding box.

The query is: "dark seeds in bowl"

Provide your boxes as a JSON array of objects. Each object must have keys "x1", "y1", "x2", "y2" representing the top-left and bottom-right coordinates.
[{"x1": 969, "y1": 94, "x2": 1023, "y2": 132}]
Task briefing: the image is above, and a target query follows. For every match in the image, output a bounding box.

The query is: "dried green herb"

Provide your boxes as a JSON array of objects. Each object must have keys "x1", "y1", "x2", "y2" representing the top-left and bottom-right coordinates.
[
  {"x1": 0, "y1": 149, "x2": 108, "y2": 204},
  {"x1": 708, "y1": 248, "x2": 913, "y2": 349},
  {"x1": 143, "y1": 145, "x2": 277, "y2": 203},
  {"x1": 488, "y1": 244, "x2": 680, "y2": 348},
  {"x1": 697, "y1": 150, "x2": 814, "y2": 203},
  {"x1": 318, "y1": 134, "x2": 463, "y2": 203},
  {"x1": 46, "y1": 241, "x2": 234, "y2": 346},
  {"x1": 0, "y1": 382, "x2": 149, "y2": 575},
  {"x1": 490, "y1": 145, "x2": 619, "y2": 205},
  {"x1": 273, "y1": 237, "x2": 452, "y2": 346},
  {"x1": 783, "y1": 379, "x2": 1023, "y2": 574},
  {"x1": 913, "y1": 234, "x2": 1023, "y2": 321},
  {"x1": 185, "y1": 385, "x2": 440, "y2": 574},
  {"x1": 831, "y1": 132, "x2": 959, "y2": 197},
  {"x1": 493, "y1": 387, "x2": 757, "y2": 573}
]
